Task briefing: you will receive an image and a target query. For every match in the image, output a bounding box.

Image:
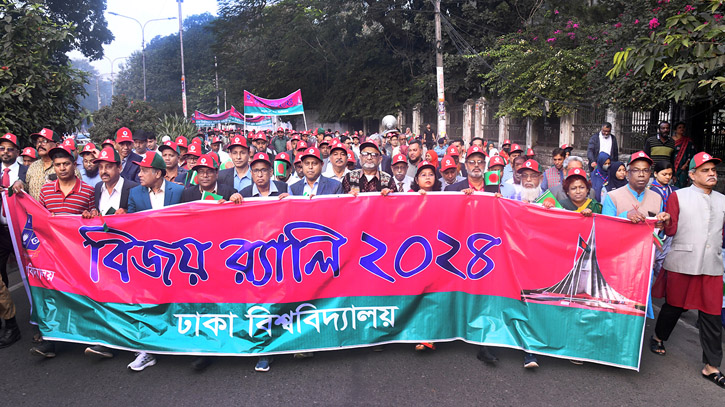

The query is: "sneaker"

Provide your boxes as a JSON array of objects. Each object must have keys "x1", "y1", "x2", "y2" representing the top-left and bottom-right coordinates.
[
  {"x1": 128, "y1": 352, "x2": 156, "y2": 371},
  {"x1": 293, "y1": 352, "x2": 314, "y2": 359},
  {"x1": 84, "y1": 345, "x2": 114, "y2": 358},
  {"x1": 30, "y1": 341, "x2": 56, "y2": 358},
  {"x1": 0, "y1": 325, "x2": 21, "y2": 348},
  {"x1": 523, "y1": 353, "x2": 539, "y2": 369},
  {"x1": 191, "y1": 356, "x2": 212, "y2": 371},
  {"x1": 255, "y1": 356, "x2": 273, "y2": 372},
  {"x1": 476, "y1": 346, "x2": 498, "y2": 364}
]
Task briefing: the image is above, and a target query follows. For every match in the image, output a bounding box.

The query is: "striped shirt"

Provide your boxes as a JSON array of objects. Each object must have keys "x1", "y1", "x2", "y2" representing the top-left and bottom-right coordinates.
[
  {"x1": 644, "y1": 135, "x2": 675, "y2": 166},
  {"x1": 39, "y1": 178, "x2": 94, "y2": 215}
]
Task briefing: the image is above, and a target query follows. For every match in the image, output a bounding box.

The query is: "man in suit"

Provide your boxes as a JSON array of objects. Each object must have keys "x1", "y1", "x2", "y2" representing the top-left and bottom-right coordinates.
[
  {"x1": 587, "y1": 122, "x2": 619, "y2": 172},
  {"x1": 445, "y1": 145, "x2": 488, "y2": 193},
  {"x1": 241, "y1": 152, "x2": 289, "y2": 197},
  {"x1": 180, "y1": 154, "x2": 240, "y2": 203},
  {"x1": 86, "y1": 146, "x2": 139, "y2": 216},
  {"x1": 127, "y1": 151, "x2": 184, "y2": 214},
  {"x1": 289, "y1": 147, "x2": 343, "y2": 196},
  {"x1": 218, "y1": 134, "x2": 252, "y2": 192},
  {"x1": 116, "y1": 127, "x2": 142, "y2": 183}
]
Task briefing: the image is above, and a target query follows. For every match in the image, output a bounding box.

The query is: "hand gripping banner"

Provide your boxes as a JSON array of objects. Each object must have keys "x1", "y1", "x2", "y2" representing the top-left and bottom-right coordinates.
[{"x1": 6, "y1": 192, "x2": 655, "y2": 370}]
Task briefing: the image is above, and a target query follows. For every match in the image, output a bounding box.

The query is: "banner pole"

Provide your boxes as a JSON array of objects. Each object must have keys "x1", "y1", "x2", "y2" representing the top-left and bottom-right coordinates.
[{"x1": 303, "y1": 112, "x2": 309, "y2": 131}]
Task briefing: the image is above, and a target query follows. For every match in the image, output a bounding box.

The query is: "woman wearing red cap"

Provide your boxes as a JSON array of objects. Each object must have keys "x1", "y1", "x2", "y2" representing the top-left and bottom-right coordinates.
[{"x1": 409, "y1": 160, "x2": 440, "y2": 194}]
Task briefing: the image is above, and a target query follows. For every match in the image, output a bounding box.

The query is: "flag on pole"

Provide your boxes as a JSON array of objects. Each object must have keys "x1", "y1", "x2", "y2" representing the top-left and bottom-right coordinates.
[
  {"x1": 202, "y1": 191, "x2": 223, "y2": 201},
  {"x1": 535, "y1": 190, "x2": 562, "y2": 208},
  {"x1": 653, "y1": 231, "x2": 664, "y2": 251}
]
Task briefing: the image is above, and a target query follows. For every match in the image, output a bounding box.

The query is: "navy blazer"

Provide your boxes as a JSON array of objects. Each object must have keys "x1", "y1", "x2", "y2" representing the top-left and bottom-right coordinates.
[
  {"x1": 290, "y1": 176, "x2": 343, "y2": 196},
  {"x1": 180, "y1": 183, "x2": 237, "y2": 203},
  {"x1": 120, "y1": 152, "x2": 142, "y2": 183},
  {"x1": 381, "y1": 154, "x2": 392, "y2": 175},
  {"x1": 240, "y1": 180, "x2": 288, "y2": 197},
  {"x1": 17, "y1": 164, "x2": 28, "y2": 184},
  {"x1": 127, "y1": 180, "x2": 184, "y2": 213},
  {"x1": 444, "y1": 179, "x2": 469, "y2": 192},
  {"x1": 93, "y1": 178, "x2": 139, "y2": 212},
  {"x1": 587, "y1": 132, "x2": 619, "y2": 171},
  {"x1": 218, "y1": 167, "x2": 237, "y2": 191}
]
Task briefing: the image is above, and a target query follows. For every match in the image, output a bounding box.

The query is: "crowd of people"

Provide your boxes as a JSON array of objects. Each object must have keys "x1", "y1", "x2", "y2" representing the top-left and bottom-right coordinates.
[{"x1": 0, "y1": 121, "x2": 723, "y2": 388}]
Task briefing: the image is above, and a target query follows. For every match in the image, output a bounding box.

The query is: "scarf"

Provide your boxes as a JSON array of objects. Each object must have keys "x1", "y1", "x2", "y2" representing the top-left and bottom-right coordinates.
[
  {"x1": 426, "y1": 150, "x2": 439, "y2": 168},
  {"x1": 650, "y1": 180, "x2": 673, "y2": 205},
  {"x1": 673, "y1": 136, "x2": 691, "y2": 170},
  {"x1": 605, "y1": 162, "x2": 628, "y2": 192}
]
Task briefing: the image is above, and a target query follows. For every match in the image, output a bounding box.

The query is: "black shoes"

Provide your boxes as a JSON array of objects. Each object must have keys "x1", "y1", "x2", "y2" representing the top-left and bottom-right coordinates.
[
  {"x1": 0, "y1": 325, "x2": 20, "y2": 348},
  {"x1": 476, "y1": 346, "x2": 498, "y2": 364}
]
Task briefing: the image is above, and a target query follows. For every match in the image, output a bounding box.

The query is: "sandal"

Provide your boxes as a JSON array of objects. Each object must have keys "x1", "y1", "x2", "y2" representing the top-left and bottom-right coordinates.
[
  {"x1": 649, "y1": 336, "x2": 665, "y2": 355},
  {"x1": 415, "y1": 342, "x2": 436, "y2": 351},
  {"x1": 32, "y1": 333, "x2": 44, "y2": 344},
  {"x1": 702, "y1": 371, "x2": 725, "y2": 388}
]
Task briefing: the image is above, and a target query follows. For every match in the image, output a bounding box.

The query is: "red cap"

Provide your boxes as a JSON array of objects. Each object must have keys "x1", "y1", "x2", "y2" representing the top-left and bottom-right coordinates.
[
  {"x1": 211, "y1": 136, "x2": 223, "y2": 144},
  {"x1": 62, "y1": 138, "x2": 76, "y2": 151},
  {"x1": 30, "y1": 128, "x2": 56, "y2": 142},
  {"x1": 159, "y1": 141, "x2": 179, "y2": 154},
  {"x1": 330, "y1": 140, "x2": 347, "y2": 154},
  {"x1": 488, "y1": 155, "x2": 506, "y2": 168},
  {"x1": 392, "y1": 153, "x2": 407, "y2": 165},
  {"x1": 690, "y1": 151, "x2": 721, "y2": 170},
  {"x1": 503, "y1": 139, "x2": 512, "y2": 145},
  {"x1": 517, "y1": 159, "x2": 541, "y2": 173},
  {"x1": 300, "y1": 147, "x2": 322, "y2": 162},
  {"x1": 275, "y1": 151, "x2": 292, "y2": 165},
  {"x1": 193, "y1": 154, "x2": 219, "y2": 170},
  {"x1": 440, "y1": 155, "x2": 458, "y2": 171},
  {"x1": 561, "y1": 144, "x2": 572, "y2": 150},
  {"x1": 277, "y1": 127, "x2": 285, "y2": 132},
  {"x1": 296, "y1": 140, "x2": 308, "y2": 151},
  {"x1": 526, "y1": 148, "x2": 535, "y2": 156},
  {"x1": 252, "y1": 132, "x2": 266, "y2": 141},
  {"x1": 467, "y1": 145, "x2": 487, "y2": 158},
  {"x1": 510, "y1": 143, "x2": 524, "y2": 153},
  {"x1": 20, "y1": 147, "x2": 37, "y2": 159},
  {"x1": 115, "y1": 127, "x2": 133, "y2": 143},
  {"x1": 359, "y1": 139, "x2": 380, "y2": 152},
  {"x1": 347, "y1": 150, "x2": 356, "y2": 163},
  {"x1": 566, "y1": 167, "x2": 587, "y2": 180},
  {"x1": 294, "y1": 154, "x2": 302, "y2": 164},
  {"x1": 94, "y1": 146, "x2": 121, "y2": 164},
  {"x1": 446, "y1": 145, "x2": 460, "y2": 157},
  {"x1": 185, "y1": 142, "x2": 202, "y2": 157},
  {"x1": 416, "y1": 160, "x2": 436, "y2": 175},
  {"x1": 251, "y1": 152, "x2": 272, "y2": 167},
  {"x1": 175, "y1": 136, "x2": 189, "y2": 148},
  {"x1": 628, "y1": 151, "x2": 653, "y2": 166},
  {"x1": 47, "y1": 144, "x2": 75, "y2": 160},
  {"x1": 227, "y1": 134, "x2": 248, "y2": 149},
  {"x1": 101, "y1": 138, "x2": 114, "y2": 147},
  {"x1": 291, "y1": 134, "x2": 301, "y2": 141},
  {"x1": 318, "y1": 138, "x2": 331, "y2": 146},
  {"x1": 80, "y1": 142, "x2": 98, "y2": 155},
  {"x1": 1, "y1": 133, "x2": 18, "y2": 148}
]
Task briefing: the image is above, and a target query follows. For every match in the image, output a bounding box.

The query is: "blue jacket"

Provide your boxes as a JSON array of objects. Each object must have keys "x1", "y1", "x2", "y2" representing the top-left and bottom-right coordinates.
[
  {"x1": 127, "y1": 180, "x2": 184, "y2": 213},
  {"x1": 290, "y1": 175, "x2": 343, "y2": 196},
  {"x1": 121, "y1": 152, "x2": 143, "y2": 183}
]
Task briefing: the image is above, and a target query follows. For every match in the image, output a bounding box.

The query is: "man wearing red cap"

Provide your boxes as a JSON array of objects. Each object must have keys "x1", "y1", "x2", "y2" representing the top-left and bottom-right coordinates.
[
  {"x1": 159, "y1": 141, "x2": 187, "y2": 185},
  {"x1": 210, "y1": 136, "x2": 231, "y2": 164},
  {"x1": 20, "y1": 147, "x2": 38, "y2": 167},
  {"x1": 252, "y1": 133, "x2": 275, "y2": 157},
  {"x1": 24, "y1": 128, "x2": 77, "y2": 200},
  {"x1": 180, "y1": 154, "x2": 240, "y2": 202},
  {"x1": 322, "y1": 142, "x2": 350, "y2": 182},
  {"x1": 652, "y1": 151, "x2": 724, "y2": 388},
  {"x1": 289, "y1": 148, "x2": 343, "y2": 196},
  {"x1": 342, "y1": 140, "x2": 396, "y2": 194},
  {"x1": 287, "y1": 154, "x2": 304, "y2": 186},
  {"x1": 445, "y1": 146, "x2": 487, "y2": 193},
  {"x1": 218, "y1": 135, "x2": 252, "y2": 192},
  {"x1": 390, "y1": 153, "x2": 413, "y2": 192},
  {"x1": 115, "y1": 127, "x2": 142, "y2": 183},
  {"x1": 127, "y1": 151, "x2": 184, "y2": 214},
  {"x1": 0, "y1": 134, "x2": 27, "y2": 288},
  {"x1": 601, "y1": 151, "x2": 664, "y2": 220},
  {"x1": 175, "y1": 136, "x2": 189, "y2": 157},
  {"x1": 503, "y1": 159, "x2": 545, "y2": 204},
  {"x1": 501, "y1": 144, "x2": 524, "y2": 184},
  {"x1": 439, "y1": 155, "x2": 464, "y2": 191},
  {"x1": 78, "y1": 142, "x2": 101, "y2": 187},
  {"x1": 271, "y1": 127, "x2": 288, "y2": 154},
  {"x1": 88, "y1": 146, "x2": 139, "y2": 217},
  {"x1": 445, "y1": 144, "x2": 468, "y2": 179},
  {"x1": 241, "y1": 152, "x2": 289, "y2": 198}
]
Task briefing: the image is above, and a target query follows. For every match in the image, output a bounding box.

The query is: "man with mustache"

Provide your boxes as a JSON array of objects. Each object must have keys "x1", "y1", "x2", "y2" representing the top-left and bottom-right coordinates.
[
  {"x1": 24, "y1": 128, "x2": 79, "y2": 200},
  {"x1": 322, "y1": 141, "x2": 350, "y2": 182},
  {"x1": 341, "y1": 140, "x2": 395, "y2": 194},
  {"x1": 115, "y1": 127, "x2": 142, "y2": 183},
  {"x1": 78, "y1": 142, "x2": 102, "y2": 187}
]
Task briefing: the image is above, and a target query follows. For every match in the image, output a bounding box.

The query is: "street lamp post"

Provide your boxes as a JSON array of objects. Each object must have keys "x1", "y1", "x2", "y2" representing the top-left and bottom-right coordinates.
[
  {"x1": 103, "y1": 56, "x2": 127, "y2": 97},
  {"x1": 177, "y1": 0, "x2": 188, "y2": 117},
  {"x1": 108, "y1": 12, "x2": 176, "y2": 101}
]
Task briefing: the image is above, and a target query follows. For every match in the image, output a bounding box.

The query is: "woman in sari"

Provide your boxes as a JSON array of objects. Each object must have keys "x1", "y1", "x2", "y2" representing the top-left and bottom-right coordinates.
[
  {"x1": 672, "y1": 121, "x2": 696, "y2": 188},
  {"x1": 590, "y1": 152, "x2": 610, "y2": 202},
  {"x1": 559, "y1": 168, "x2": 602, "y2": 216}
]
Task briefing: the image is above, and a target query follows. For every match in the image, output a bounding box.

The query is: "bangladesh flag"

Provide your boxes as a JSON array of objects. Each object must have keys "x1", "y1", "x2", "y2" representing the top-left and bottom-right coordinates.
[
  {"x1": 653, "y1": 231, "x2": 664, "y2": 251},
  {"x1": 202, "y1": 191, "x2": 223, "y2": 201},
  {"x1": 534, "y1": 190, "x2": 562, "y2": 208},
  {"x1": 274, "y1": 160, "x2": 289, "y2": 177},
  {"x1": 484, "y1": 170, "x2": 501, "y2": 186}
]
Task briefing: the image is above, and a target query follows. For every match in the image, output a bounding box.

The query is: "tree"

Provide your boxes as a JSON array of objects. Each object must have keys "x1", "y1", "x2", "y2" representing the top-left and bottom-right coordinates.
[
  {"x1": 43, "y1": 0, "x2": 114, "y2": 61},
  {"x1": 89, "y1": 95, "x2": 159, "y2": 143},
  {"x1": 0, "y1": 1, "x2": 89, "y2": 144}
]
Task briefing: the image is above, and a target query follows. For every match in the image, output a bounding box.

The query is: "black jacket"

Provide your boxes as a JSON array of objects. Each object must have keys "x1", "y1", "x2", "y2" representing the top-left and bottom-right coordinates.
[
  {"x1": 93, "y1": 178, "x2": 139, "y2": 212},
  {"x1": 180, "y1": 183, "x2": 237, "y2": 203}
]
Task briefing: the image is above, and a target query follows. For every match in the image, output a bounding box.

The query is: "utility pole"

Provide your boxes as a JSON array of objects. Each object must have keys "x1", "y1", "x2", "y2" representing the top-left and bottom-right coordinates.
[
  {"x1": 434, "y1": 0, "x2": 447, "y2": 138},
  {"x1": 178, "y1": 0, "x2": 188, "y2": 117},
  {"x1": 215, "y1": 56, "x2": 220, "y2": 113},
  {"x1": 96, "y1": 77, "x2": 101, "y2": 110}
]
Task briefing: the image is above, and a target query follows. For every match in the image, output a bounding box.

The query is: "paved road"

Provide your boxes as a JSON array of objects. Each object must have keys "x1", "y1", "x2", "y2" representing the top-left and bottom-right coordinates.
[{"x1": 1, "y1": 266, "x2": 724, "y2": 406}]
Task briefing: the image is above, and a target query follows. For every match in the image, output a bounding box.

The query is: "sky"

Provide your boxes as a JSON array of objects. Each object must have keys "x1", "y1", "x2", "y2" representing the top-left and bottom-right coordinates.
[{"x1": 68, "y1": 0, "x2": 219, "y2": 75}]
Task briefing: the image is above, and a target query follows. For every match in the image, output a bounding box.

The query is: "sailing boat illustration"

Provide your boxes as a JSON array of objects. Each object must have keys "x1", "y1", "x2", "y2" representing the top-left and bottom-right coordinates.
[{"x1": 520, "y1": 220, "x2": 646, "y2": 316}]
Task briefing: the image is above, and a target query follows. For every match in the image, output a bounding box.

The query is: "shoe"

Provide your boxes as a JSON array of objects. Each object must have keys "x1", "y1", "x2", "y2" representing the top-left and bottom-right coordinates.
[
  {"x1": 128, "y1": 352, "x2": 156, "y2": 371},
  {"x1": 524, "y1": 353, "x2": 539, "y2": 369},
  {"x1": 30, "y1": 341, "x2": 56, "y2": 358},
  {"x1": 476, "y1": 346, "x2": 498, "y2": 364},
  {"x1": 191, "y1": 356, "x2": 212, "y2": 371},
  {"x1": 255, "y1": 356, "x2": 273, "y2": 372},
  {"x1": 569, "y1": 359, "x2": 584, "y2": 365},
  {"x1": 293, "y1": 352, "x2": 314, "y2": 359},
  {"x1": 84, "y1": 345, "x2": 114, "y2": 358},
  {"x1": 415, "y1": 342, "x2": 436, "y2": 351},
  {"x1": 0, "y1": 326, "x2": 21, "y2": 348},
  {"x1": 372, "y1": 345, "x2": 385, "y2": 352}
]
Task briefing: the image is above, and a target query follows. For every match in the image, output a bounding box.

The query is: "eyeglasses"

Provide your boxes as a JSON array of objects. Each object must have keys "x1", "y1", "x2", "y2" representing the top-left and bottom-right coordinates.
[
  {"x1": 251, "y1": 168, "x2": 270, "y2": 174},
  {"x1": 628, "y1": 168, "x2": 651, "y2": 175},
  {"x1": 35, "y1": 138, "x2": 50, "y2": 145},
  {"x1": 0, "y1": 147, "x2": 17, "y2": 153},
  {"x1": 466, "y1": 160, "x2": 484, "y2": 166},
  {"x1": 520, "y1": 173, "x2": 540, "y2": 180},
  {"x1": 360, "y1": 152, "x2": 381, "y2": 158}
]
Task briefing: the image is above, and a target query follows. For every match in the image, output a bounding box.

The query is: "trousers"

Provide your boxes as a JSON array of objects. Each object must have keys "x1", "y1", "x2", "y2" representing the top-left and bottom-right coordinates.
[{"x1": 655, "y1": 302, "x2": 722, "y2": 367}]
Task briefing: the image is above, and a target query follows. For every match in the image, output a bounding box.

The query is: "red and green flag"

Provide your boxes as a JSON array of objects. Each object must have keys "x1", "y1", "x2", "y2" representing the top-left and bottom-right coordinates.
[
  {"x1": 202, "y1": 191, "x2": 223, "y2": 201},
  {"x1": 535, "y1": 190, "x2": 562, "y2": 208},
  {"x1": 484, "y1": 170, "x2": 501, "y2": 186},
  {"x1": 274, "y1": 160, "x2": 289, "y2": 178}
]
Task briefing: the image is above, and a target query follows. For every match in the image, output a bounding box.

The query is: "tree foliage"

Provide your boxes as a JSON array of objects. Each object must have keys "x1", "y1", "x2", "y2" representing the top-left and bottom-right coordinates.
[
  {"x1": 89, "y1": 95, "x2": 158, "y2": 143},
  {"x1": 0, "y1": 1, "x2": 88, "y2": 143}
]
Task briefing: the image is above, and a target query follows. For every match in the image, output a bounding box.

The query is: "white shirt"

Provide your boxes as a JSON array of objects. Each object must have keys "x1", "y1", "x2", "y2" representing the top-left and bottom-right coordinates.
[
  {"x1": 302, "y1": 177, "x2": 320, "y2": 196},
  {"x1": 98, "y1": 177, "x2": 125, "y2": 215},
  {"x1": 149, "y1": 183, "x2": 165, "y2": 210},
  {"x1": 1, "y1": 162, "x2": 20, "y2": 225},
  {"x1": 323, "y1": 166, "x2": 349, "y2": 182},
  {"x1": 393, "y1": 175, "x2": 413, "y2": 192},
  {"x1": 599, "y1": 131, "x2": 612, "y2": 156},
  {"x1": 287, "y1": 172, "x2": 303, "y2": 186}
]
